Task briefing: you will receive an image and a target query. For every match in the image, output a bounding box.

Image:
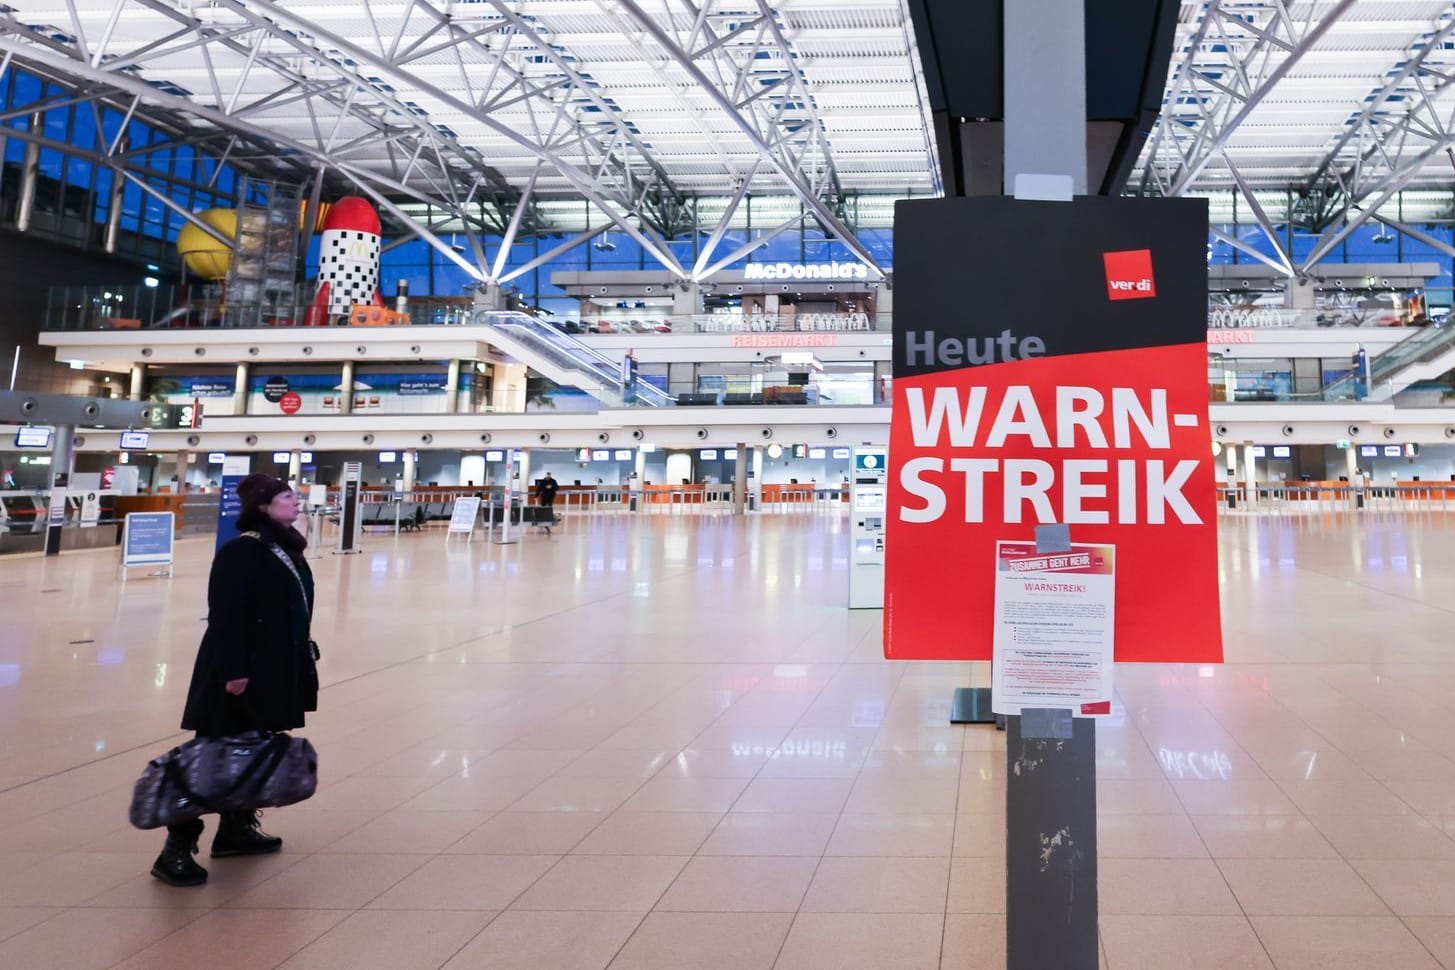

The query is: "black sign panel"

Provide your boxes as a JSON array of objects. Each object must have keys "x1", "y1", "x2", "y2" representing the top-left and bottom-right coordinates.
[{"x1": 263, "y1": 377, "x2": 290, "y2": 403}]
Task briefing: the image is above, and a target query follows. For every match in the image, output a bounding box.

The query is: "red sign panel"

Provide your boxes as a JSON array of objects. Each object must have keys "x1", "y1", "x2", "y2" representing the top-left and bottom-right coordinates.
[
  {"x1": 278, "y1": 392, "x2": 302, "y2": 415},
  {"x1": 1102, "y1": 248, "x2": 1157, "y2": 301},
  {"x1": 885, "y1": 196, "x2": 1221, "y2": 664}
]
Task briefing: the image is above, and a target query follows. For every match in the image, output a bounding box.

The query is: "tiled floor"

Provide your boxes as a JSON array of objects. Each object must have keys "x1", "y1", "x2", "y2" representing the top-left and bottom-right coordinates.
[{"x1": 1, "y1": 509, "x2": 1454, "y2": 968}]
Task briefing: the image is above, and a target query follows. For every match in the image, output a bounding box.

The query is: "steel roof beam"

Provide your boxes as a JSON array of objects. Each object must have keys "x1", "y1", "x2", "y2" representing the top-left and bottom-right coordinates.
[
  {"x1": 609, "y1": 0, "x2": 883, "y2": 279},
  {"x1": 1304, "y1": 10, "x2": 1455, "y2": 191},
  {"x1": 1298, "y1": 126, "x2": 1455, "y2": 271},
  {"x1": 1375, "y1": 214, "x2": 1455, "y2": 259},
  {"x1": 0, "y1": 35, "x2": 494, "y2": 281},
  {"x1": 214, "y1": 0, "x2": 689, "y2": 276},
  {"x1": 1225, "y1": 157, "x2": 1292, "y2": 275},
  {"x1": 1165, "y1": 0, "x2": 1356, "y2": 197},
  {"x1": 1209, "y1": 226, "x2": 1293, "y2": 276}
]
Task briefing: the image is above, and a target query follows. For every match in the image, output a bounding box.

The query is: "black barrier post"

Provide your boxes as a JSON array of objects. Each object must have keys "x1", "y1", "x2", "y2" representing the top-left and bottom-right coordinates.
[
  {"x1": 44, "y1": 425, "x2": 74, "y2": 556},
  {"x1": 1006, "y1": 711, "x2": 1098, "y2": 969}
]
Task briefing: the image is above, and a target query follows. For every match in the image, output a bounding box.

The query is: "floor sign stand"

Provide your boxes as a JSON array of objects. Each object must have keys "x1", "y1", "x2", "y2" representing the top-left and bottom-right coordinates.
[
  {"x1": 119, "y1": 511, "x2": 175, "y2": 581},
  {"x1": 447, "y1": 496, "x2": 481, "y2": 543}
]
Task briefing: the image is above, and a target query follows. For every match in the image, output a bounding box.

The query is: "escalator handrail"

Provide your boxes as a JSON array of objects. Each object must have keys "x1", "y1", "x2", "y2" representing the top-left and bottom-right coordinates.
[{"x1": 474, "y1": 310, "x2": 672, "y2": 406}]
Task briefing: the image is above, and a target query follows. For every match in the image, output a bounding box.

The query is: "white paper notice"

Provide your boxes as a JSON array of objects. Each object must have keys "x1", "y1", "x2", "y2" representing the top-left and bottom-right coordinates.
[{"x1": 991, "y1": 540, "x2": 1116, "y2": 717}]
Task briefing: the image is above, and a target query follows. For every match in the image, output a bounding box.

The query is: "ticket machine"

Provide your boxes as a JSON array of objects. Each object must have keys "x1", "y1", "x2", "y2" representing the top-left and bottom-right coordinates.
[{"x1": 849, "y1": 446, "x2": 888, "y2": 609}]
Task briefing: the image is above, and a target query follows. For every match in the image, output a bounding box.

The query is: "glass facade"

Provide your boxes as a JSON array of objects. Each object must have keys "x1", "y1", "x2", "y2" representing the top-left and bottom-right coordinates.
[
  {"x1": 5, "y1": 62, "x2": 1455, "y2": 330},
  {"x1": 0, "y1": 66, "x2": 240, "y2": 267}
]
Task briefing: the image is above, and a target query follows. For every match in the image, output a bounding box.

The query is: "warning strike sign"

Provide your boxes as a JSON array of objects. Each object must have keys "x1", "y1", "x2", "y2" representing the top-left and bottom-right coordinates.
[{"x1": 884, "y1": 195, "x2": 1223, "y2": 664}]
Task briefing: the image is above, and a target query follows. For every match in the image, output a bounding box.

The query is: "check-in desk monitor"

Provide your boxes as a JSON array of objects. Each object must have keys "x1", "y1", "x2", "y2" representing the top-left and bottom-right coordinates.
[{"x1": 849, "y1": 447, "x2": 888, "y2": 609}]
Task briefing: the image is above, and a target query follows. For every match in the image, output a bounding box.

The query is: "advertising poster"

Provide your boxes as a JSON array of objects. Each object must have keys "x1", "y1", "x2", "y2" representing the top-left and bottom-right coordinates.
[
  {"x1": 47, "y1": 487, "x2": 67, "y2": 526},
  {"x1": 991, "y1": 541, "x2": 1115, "y2": 716},
  {"x1": 215, "y1": 456, "x2": 251, "y2": 552},
  {"x1": 884, "y1": 196, "x2": 1221, "y2": 663},
  {"x1": 80, "y1": 491, "x2": 101, "y2": 527},
  {"x1": 247, "y1": 371, "x2": 468, "y2": 415}
]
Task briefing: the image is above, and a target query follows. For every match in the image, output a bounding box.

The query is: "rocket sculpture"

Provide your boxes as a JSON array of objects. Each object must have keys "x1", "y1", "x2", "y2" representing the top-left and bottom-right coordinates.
[{"x1": 306, "y1": 196, "x2": 384, "y2": 325}]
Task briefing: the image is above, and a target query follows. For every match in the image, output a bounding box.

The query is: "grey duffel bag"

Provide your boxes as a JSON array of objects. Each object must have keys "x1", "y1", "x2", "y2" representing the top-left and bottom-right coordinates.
[{"x1": 128, "y1": 731, "x2": 318, "y2": 829}]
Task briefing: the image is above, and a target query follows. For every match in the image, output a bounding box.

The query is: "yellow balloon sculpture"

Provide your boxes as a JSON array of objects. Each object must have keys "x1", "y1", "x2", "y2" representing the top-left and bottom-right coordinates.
[{"x1": 176, "y1": 208, "x2": 237, "y2": 280}]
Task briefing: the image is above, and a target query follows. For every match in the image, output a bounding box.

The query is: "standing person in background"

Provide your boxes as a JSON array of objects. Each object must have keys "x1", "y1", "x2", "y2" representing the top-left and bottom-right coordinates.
[
  {"x1": 151, "y1": 473, "x2": 320, "y2": 887},
  {"x1": 538, "y1": 471, "x2": 560, "y2": 520}
]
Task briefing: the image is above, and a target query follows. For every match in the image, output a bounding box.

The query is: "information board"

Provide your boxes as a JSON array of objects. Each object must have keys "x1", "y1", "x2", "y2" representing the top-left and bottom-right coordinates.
[
  {"x1": 80, "y1": 490, "x2": 101, "y2": 527},
  {"x1": 46, "y1": 487, "x2": 67, "y2": 526},
  {"x1": 884, "y1": 196, "x2": 1222, "y2": 664},
  {"x1": 122, "y1": 512, "x2": 175, "y2": 571},
  {"x1": 991, "y1": 541, "x2": 1115, "y2": 716},
  {"x1": 215, "y1": 456, "x2": 251, "y2": 551},
  {"x1": 447, "y1": 496, "x2": 481, "y2": 541}
]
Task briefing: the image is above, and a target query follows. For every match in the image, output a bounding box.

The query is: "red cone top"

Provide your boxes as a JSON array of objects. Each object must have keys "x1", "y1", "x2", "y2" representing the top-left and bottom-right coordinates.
[{"x1": 322, "y1": 196, "x2": 381, "y2": 236}]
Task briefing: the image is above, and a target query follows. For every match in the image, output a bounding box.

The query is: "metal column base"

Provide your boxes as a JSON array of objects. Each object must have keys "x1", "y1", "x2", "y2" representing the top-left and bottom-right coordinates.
[{"x1": 950, "y1": 686, "x2": 1003, "y2": 727}]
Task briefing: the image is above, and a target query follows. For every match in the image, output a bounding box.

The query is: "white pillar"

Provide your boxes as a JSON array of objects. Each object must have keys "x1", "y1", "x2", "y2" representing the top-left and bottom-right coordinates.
[
  {"x1": 672, "y1": 283, "x2": 703, "y2": 319},
  {"x1": 233, "y1": 363, "x2": 250, "y2": 416},
  {"x1": 460, "y1": 454, "x2": 486, "y2": 488},
  {"x1": 287, "y1": 450, "x2": 302, "y2": 489},
  {"x1": 1345, "y1": 443, "x2": 1358, "y2": 483},
  {"x1": 340, "y1": 360, "x2": 355, "y2": 416},
  {"x1": 492, "y1": 363, "x2": 527, "y2": 413},
  {"x1": 1225, "y1": 442, "x2": 1238, "y2": 483},
  {"x1": 446, "y1": 359, "x2": 461, "y2": 414},
  {"x1": 474, "y1": 284, "x2": 509, "y2": 311},
  {"x1": 173, "y1": 450, "x2": 191, "y2": 492},
  {"x1": 516, "y1": 450, "x2": 531, "y2": 495},
  {"x1": 1243, "y1": 442, "x2": 1259, "y2": 508},
  {"x1": 402, "y1": 450, "x2": 417, "y2": 492},
  {"x1": 875, "y1": 282, "x2": 893, "y2": 327},
  {"x1": 1005, "y1": 0, "x2": 1086, "y2": 194},
  {"x1": 632, "y1": 449, "x2": 647, "y2": 510},
  {"x1": 733, "y1": 441, "x2": 747, "y2": 514},
  {"x1": 128, "y1": 364, "x2": 146, "y2": 402},
  {"x1": 750, "y1": 446, "x2": 764, "y2": 510},
  {"x1": 1283, "y1": 276, "x2": 1316, "y2": 310}
]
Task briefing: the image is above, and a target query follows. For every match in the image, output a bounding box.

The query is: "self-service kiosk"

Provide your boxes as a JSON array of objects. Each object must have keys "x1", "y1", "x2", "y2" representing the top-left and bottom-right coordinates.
[{"x1": 849, "y1": 446, "x2": 888, "y2": 609}]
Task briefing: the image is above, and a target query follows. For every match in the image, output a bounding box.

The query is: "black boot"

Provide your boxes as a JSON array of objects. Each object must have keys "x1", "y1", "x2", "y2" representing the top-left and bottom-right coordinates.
[
  {"x1": 151, "y1": 818, "x2": 207, "y2": 887},
  {"x1": 211, "y1": 810, "x2": 283, "y2": 858}
]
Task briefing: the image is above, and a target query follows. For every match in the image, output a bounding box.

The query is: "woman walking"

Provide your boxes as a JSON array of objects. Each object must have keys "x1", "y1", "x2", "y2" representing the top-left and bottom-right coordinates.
[{"x1": 152, "y1": 473, "x2": 320, "y2": 887}]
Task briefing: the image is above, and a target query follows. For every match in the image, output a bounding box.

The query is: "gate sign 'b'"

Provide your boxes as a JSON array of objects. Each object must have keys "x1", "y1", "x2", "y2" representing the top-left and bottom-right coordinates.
[{"x1": 884, "y1": 195, "x2": 1222, "y2": 664}]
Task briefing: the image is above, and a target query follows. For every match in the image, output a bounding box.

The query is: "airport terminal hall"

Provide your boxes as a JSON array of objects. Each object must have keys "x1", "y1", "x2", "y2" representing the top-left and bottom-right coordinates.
[{"x1": 9, "y1": 0, "x2": 1455, "y2": 968}]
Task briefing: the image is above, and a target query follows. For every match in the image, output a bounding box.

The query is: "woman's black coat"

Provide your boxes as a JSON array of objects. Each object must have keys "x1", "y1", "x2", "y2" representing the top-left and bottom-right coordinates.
[{"x1": 180, "y1": 512, "x2": 318, "y2": 736}]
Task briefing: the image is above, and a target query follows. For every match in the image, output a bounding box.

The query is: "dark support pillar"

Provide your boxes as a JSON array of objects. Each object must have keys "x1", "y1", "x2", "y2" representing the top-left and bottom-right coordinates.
[
  {"x1": 1006, "y1": 712, "x2": 1099, "y2": 970},
  {"x1": 999, "y1": 0, "x2": 1098, "y2": 957}
]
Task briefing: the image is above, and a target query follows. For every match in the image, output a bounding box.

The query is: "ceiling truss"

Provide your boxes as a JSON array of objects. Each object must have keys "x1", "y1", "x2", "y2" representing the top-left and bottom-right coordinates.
[{"x1": 0, "y1": 0, "x2": 911, "y2": 284}]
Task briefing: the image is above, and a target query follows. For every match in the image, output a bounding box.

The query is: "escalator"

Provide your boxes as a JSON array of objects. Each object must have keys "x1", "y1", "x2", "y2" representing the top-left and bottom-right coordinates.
[
  {"x1": 472, "y1": 310, "x2": 673, "y2": 408},
  {"x1": 1321, "y1": 322, "x2": 1455, "y2": 401}
]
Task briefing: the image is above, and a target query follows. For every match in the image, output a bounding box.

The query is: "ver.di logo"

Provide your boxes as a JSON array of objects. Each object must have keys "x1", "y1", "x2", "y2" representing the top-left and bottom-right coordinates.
[{"x1": 1103, "y1": 249, "x2": 1156, "y2": 301}]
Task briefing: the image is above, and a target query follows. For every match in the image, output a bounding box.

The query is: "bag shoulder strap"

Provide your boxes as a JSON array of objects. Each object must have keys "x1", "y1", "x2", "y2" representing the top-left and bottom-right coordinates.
[{"x1": 240, "y1": 531, "x2": 309, "y2": 605}]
